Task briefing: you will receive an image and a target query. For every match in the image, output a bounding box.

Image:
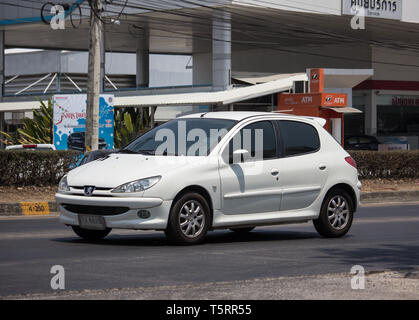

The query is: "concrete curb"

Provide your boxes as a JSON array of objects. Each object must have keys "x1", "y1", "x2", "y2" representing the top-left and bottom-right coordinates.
[
  {"x1": 360, "y1": 190, "x2": 419, "y2": 203},
  {"x1": 0, "y1": 201, "x2": 57, "y2": 216},
  {"x1": 0, "y1": 191, "x2": 417, "y2": 216}
]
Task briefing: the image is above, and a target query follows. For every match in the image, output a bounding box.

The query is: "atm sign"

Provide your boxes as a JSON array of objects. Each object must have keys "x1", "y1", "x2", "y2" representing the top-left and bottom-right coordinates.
[
  {"x1": 278, "y1": 93, "x2": 347, "y2": 108},
  {"x1": 322, "y1": 94, "x2": 347, "y2": 106}
]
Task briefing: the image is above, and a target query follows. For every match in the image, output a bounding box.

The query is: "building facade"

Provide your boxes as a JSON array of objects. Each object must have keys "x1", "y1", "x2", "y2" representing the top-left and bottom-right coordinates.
[{"x1": 1, "y1": 0, "x2": 419, "y2": 148}]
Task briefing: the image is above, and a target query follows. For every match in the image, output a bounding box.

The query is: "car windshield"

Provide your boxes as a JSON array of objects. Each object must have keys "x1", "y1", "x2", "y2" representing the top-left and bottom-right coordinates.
[{"x1": 121, "y1": 118, "x2": 237, "y2": 156}]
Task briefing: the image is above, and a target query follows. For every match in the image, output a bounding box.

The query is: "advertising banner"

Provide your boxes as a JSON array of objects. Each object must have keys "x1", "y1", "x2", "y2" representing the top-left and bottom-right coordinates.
[{"x1": 53, "y1": 94, "x2": 114, "y2": 151}]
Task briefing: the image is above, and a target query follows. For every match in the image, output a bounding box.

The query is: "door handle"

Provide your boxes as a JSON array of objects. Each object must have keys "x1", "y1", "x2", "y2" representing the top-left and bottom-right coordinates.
[
  {"x1": 271, "y1": 168, "x2": 279, "y2": 176},
  {"x1": 319, "y1": 164, "x2": 327, "y2": 170}
]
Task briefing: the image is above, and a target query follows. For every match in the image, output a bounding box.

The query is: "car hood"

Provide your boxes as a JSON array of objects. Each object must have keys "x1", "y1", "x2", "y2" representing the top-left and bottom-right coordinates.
[{"x1": 67, "y1": 153, "x2": 207, "y2": 188}]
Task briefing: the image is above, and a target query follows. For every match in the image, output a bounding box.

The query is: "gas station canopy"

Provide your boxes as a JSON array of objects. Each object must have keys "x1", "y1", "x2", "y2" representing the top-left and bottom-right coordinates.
[
  {"x1": 0, "y1": 69, "x2": 373, "y2": 111},
  {"x1": 322, "y1": 69, "x2": 374, "y2": 88}
]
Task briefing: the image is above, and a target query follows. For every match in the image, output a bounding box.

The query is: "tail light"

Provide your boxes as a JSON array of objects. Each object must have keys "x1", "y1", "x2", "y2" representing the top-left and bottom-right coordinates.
[
  {"x1": 23, "y1": 144, "x2": 37, "y2": 148},
  {"x1": 345, "y1": 156, "x2": 357, "y2": 169}
]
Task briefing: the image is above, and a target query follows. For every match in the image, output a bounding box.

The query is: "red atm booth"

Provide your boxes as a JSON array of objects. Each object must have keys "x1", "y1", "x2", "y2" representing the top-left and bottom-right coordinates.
[{"x1": 278, "y1": 68, "x2": 361, "y2": 146}]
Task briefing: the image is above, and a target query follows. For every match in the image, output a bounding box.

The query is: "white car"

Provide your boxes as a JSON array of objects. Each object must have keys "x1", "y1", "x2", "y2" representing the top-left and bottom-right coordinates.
[{"x1": 56, "y1": 112, "x2": 361, "y2": 244}]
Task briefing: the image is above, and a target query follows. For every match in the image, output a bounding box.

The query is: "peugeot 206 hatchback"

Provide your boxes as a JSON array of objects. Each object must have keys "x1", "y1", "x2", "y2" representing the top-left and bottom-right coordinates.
[{"x1": 56, "y1": 112, "x2": 361, "y2": 244}]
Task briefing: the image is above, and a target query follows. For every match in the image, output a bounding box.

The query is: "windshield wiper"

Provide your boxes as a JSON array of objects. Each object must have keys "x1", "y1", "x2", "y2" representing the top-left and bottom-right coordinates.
[
  {"x1": 118, "y1": 149, "x2": 140, "y2": 154},
  {"x1": 118, "y1": 149, "x2": 156, "y2": 155},
  {"x1": 138, "y1": 150, "x2": 156, "y2": 155}
]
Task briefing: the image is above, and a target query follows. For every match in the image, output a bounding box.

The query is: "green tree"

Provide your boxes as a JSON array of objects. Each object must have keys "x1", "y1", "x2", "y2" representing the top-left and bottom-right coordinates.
[{"x1": 114, "y1": 107, "x2": 150, "y2": 148}]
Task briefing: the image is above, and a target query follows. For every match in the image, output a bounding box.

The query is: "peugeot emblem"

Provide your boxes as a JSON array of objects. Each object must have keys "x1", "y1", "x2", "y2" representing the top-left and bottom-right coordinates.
[{"x1": 84, "y1": 186, "x2": 95, "y2": 196}]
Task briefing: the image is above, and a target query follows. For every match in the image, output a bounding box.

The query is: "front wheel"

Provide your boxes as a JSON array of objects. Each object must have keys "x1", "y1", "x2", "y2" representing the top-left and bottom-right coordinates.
[
  {"x1": 72, "y1": 226, "x2": 111, "y2": 240},
  {"x1": 165, "y1": 193, "x2": 210, "y2": 245},
  {"x1": 313, "y1": 188, "x2": 354, "y2": 238}
]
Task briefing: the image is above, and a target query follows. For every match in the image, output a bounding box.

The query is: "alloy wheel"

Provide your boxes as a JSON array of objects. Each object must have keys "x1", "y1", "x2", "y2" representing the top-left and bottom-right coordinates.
[
  {"x1": 179, "y1": 200, "x2": 205, "y2": 238},
  {"x1": 327, "y1": 195, "x2": 350, "y2": 230}
]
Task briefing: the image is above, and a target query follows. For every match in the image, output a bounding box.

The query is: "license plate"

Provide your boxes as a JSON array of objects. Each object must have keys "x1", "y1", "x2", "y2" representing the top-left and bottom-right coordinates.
[{"x1": 78, "y1": 215, "x2": 106, "y2": 230}]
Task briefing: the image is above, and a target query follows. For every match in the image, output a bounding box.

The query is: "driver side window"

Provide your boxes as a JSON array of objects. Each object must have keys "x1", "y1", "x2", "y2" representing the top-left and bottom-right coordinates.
[{"x1": 227, "y1": 120, "x2": 277, "y2": 162}]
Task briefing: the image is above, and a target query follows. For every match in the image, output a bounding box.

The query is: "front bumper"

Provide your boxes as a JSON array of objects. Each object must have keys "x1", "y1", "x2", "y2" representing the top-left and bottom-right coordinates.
[{"x1": 55, "y1": 193, "x2": 172, "y2": 230}]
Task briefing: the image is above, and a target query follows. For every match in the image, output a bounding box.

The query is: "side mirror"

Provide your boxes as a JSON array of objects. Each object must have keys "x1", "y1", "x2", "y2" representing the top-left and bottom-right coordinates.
[{"x1": 230, "y1": 149, "x2": 250, "y2": 164}]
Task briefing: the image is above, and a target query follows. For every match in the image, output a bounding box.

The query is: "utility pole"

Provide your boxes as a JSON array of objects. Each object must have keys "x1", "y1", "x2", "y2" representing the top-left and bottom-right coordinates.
[{"x1": 85, "y1": 0, "x2": 103, "y2": 151}]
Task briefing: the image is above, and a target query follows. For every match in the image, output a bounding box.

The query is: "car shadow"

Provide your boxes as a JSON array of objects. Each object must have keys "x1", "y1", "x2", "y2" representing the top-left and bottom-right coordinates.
[{"x1": 51, "y1": 228, "x2": 320, "y2": 247}]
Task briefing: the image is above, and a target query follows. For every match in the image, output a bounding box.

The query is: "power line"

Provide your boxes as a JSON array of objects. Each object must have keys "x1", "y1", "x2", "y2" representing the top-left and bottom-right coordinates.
[
  {"x1": 4, "y1": 0, "x2": 419, "y2": 68},
  {"x1": 101, "y1": 0, "x2": 419, "y2": 53},
  {"x1": 98, "y1": 1, "x2": 419, "y2": 54}
]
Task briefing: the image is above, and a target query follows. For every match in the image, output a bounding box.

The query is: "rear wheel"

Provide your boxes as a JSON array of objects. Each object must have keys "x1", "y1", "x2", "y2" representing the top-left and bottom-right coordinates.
[
  {"x1": 72, "y1": 226, "x2": 111, "y2": 240},
  {"x1": 313, "y1": 188, "x2": 354, "y2": 238},
  {"x1": 230, "y1": 227, "x2": 255, "y2": 233},
  {"x1": 165, "y1": 193, "x2": 210, "y2": 245}
]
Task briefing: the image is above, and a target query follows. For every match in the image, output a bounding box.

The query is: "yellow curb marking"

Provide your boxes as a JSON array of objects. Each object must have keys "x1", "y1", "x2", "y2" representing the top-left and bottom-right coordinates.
[{"x1": 20, "y1": 202, "x2": 50, "y2": 216}]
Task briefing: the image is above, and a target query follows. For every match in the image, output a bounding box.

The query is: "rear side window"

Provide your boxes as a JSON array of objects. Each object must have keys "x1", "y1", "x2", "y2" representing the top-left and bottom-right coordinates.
[{"x1": 279, "y1": 120, "x2": 320, "y2": 156}]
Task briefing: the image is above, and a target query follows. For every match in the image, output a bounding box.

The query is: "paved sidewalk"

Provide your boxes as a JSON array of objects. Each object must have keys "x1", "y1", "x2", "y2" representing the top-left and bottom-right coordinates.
[{"x1": 3, "y1": 269, "x2": 419, "y2": 300}]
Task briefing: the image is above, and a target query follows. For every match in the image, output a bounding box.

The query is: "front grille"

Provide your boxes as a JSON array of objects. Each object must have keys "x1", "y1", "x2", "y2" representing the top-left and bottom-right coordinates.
[
  {"x1": 71, "y1": 186, "x2": 112, "y2": 191},
  {"x1": 62, "y1": 204, "x2": 130, "y2": 216},
  {"x1": 70, "y1": 194, "x2": 113, "y2": 197}
]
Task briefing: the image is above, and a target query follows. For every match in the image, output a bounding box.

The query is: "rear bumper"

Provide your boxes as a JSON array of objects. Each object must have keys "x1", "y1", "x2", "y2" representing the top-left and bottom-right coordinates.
[
  {"x1": 355, "y1": 180, "x2": 362, "y2": 210},
  {"x1": 55, "y1": 193, "x2": 172, "y2": 230}
]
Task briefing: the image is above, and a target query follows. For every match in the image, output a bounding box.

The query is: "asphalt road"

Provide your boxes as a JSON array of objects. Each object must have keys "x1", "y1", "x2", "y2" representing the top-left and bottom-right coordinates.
[{"x1": 0, "y1": 203, "x2": 419, "y2": 297}]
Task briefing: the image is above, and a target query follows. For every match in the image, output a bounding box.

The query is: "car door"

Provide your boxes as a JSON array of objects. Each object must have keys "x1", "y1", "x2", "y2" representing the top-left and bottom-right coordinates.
[
  {"x1": 218, "y1": 120, "x2": 281, "y2": 215},
  {"x1": 276, "y1": 120, "x2": 328, "y2": 211}
]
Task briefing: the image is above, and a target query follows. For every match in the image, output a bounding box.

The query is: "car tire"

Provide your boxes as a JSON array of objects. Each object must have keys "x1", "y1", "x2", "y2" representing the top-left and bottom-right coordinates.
[
  {"x1": 165, "y1": 192, "x2": 210, "y2": 245},
  {"x1": 72, "y1": 226, "x2": 111, "y2": 240},
  {"x1": 229, "y1": 227, "x2": 255, "y2": 233},
  {"x1": 313, "y1": 188, "x2": 354, "y2": 238}
]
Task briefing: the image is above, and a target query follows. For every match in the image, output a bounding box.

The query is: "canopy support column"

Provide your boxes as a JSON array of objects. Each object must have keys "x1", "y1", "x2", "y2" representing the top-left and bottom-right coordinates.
[
  {"x1": 212, "y1": 11, "x2": 231, "y2": 91},
  {"x1": 136, "y1": 30, "x2": 150, "y2": 88}
]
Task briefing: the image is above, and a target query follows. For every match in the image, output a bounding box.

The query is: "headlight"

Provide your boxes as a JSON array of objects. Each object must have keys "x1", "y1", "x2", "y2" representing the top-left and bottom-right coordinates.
[
  {"x1": 58, "y1": 175, "x2": 70, "y2": 192},
  {"x1": 111, "y1": 176, "x2": 161, "y2": 193}
]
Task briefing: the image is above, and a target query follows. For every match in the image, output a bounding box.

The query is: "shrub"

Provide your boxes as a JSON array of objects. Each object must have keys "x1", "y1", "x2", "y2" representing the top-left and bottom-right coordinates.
[
  {"x1": 0, "y1": 149, "x2": 417, "y2": 187},
  {"x1": 349, "y1": 150, "x2": 419, "y2": 179},
  {"x1": 0, "y1": 150, "x2": 81, "y2": 186}
]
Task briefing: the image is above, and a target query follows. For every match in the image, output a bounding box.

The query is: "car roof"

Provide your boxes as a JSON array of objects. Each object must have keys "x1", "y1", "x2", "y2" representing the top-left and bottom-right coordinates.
[
  {"x1": 178, "y1": 111, "x2": 325, "y2": 126},
  {"x1": 179, "y1": 111, "x2": 278, "y2": 121}
]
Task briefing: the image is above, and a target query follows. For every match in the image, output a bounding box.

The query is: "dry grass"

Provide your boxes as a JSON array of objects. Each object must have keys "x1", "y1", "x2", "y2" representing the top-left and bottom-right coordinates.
[
  {"x1": 0, "y1": 185, "x2": 57, "y2": 203},
  {"x1": 361, "y1": 178, "x2": 419, "y2": 193}
]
